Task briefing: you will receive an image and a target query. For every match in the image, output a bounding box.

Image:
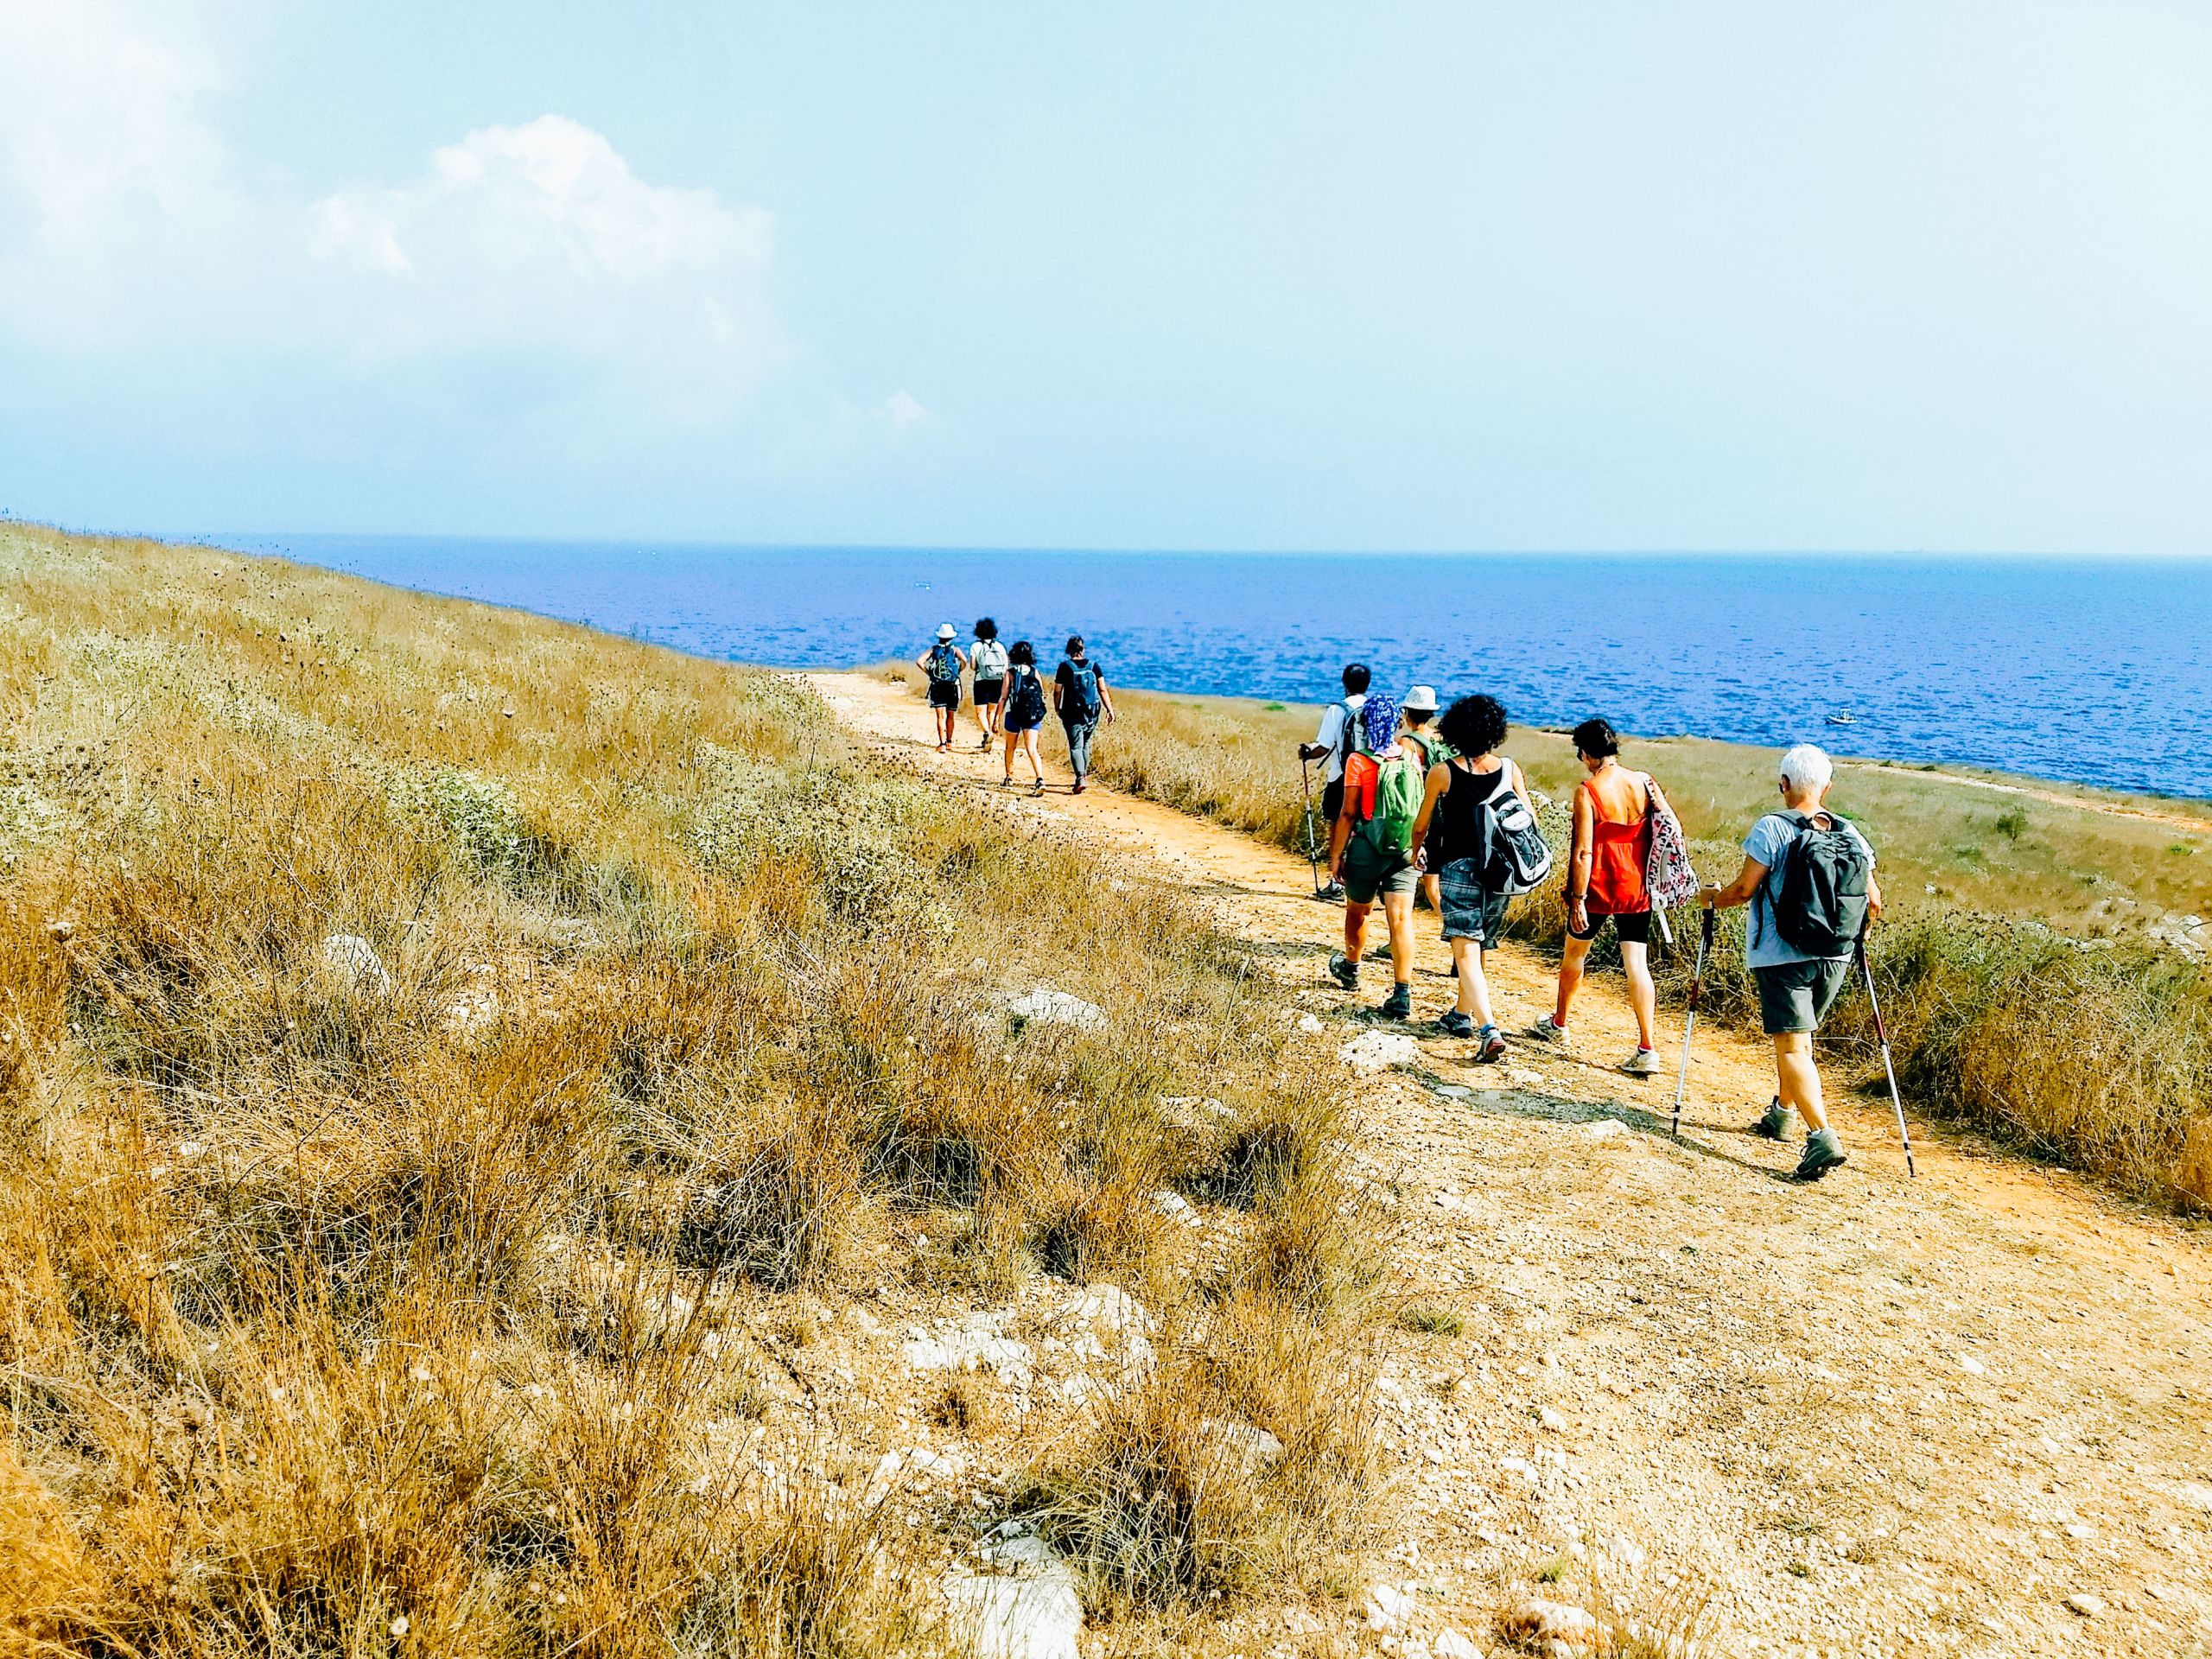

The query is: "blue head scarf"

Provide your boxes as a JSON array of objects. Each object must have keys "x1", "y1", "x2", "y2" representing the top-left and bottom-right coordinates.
[{"x1": 1361, "y1": 692, "x2": 1400, "y2": 753}]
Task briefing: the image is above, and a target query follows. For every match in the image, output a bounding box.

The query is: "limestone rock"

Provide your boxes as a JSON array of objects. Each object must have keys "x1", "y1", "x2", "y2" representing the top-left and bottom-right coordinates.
[
  {"x1": 1339, "y1": 1029, "x2": 1421, "y2": 1074},
  {"x1": 321, "y1": 933, "x2": 391, "y2": 995}
]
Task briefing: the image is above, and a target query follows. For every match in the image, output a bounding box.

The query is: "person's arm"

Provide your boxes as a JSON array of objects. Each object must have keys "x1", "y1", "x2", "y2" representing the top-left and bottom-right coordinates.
[
  {"x1": 1300, "y1": 706, "x2": 1338, "y2": 763},
  {"x1": 1098, "y1": 672, "x2": 1115, "y2": 722},
  {"x1": 1408, "y1": 764, "x2": 1449, "y2": 867},
  {"x1": 1326, "y1": 760, "x2": 1362, "y2": 874},
  {"x1": 1703, "y1": 855, "x2": 1768, "y2": 910},
  {"x1": 914, "y1": 649, "x2": 931, "y2": 671},
  {"x1": 955, "y1": 647, "x2": 969, "y2": 671},
  {"x1": 1566, "y1": 783, "x2": 1594, "y2": 932}
]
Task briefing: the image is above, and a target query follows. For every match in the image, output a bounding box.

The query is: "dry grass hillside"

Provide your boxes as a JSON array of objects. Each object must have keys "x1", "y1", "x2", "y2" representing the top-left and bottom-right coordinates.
[
  {"x1": 887, "y1": 669, "x2": 2212, "y2": 1211},
  {"x1": 0, "y1": 524, "x2": 1391, "y2": 1655}
]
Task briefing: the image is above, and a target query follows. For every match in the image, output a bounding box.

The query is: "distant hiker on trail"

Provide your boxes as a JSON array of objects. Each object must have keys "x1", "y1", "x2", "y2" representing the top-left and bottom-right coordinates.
[
  {"x1": 1053, "y1": 635, "x2": 1116, "y2": 796},
  {"x1": 1701, "y1": 744, "x2": 1883, "y2": 1183},
  {"x1": 1399, "y1": 685, "x2": 1452, "y2": 917},
  {"x1": 1298, "y1": 663, "x2": 1370, "y2": 902},
  {"x1": 1325, "y1": 693, "x2": 1424, "y2": 1020},
  {"x1": 969, "y1": 619, "x2": 1009, "y2": 751},
  {"x1": 999, "y1": 640, "x2": 1051, "y2": 793},
  {"x1": 1530, "y1": 717, "x2": 1662, "y2": 1076},
  {"x1": 1409, "y1": 694, "x2": 1547, "y2": 1061},
  {"x1": 915, "y1": 624, "x2": 969, "y2": 753}
]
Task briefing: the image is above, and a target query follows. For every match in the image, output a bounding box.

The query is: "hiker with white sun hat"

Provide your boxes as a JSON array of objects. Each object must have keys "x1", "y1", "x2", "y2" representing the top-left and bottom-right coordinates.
[{"x1": 914, "y1": 622, "x2": 969, "y2": 753}]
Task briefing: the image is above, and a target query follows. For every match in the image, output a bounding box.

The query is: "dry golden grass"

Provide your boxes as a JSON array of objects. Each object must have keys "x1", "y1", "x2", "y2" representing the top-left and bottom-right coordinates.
[
  {"x1": 887, "y1": 669, "x2": 2212, "y2": 1209},
  {"x1": 0, "y1": 524, "x2": 1389, "y2": 1652}
]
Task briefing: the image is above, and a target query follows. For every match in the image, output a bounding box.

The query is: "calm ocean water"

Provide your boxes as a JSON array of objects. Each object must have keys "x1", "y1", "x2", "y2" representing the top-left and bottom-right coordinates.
[{"x1": 228, "y1": 536, "x2": 2212, "y2": 799}]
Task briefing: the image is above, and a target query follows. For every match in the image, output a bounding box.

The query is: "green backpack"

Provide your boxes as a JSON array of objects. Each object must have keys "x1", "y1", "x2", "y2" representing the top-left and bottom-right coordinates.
[{"x1": 1357, "y1": 752, "x2": 1424, "y2": 857}]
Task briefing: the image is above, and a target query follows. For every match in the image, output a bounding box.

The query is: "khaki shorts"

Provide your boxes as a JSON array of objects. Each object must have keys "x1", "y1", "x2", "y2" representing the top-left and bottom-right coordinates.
[
  {"x1": 1343, "y1": 842, "x2": 1417, "y2": 906},
  {"x1": 1755, "y1": 957, "x2": 1850, "y2": 1036}
]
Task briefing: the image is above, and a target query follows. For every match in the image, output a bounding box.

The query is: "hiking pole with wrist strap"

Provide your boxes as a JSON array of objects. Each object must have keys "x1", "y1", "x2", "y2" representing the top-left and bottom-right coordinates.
[
  {"x1": 1298, "y1": 755, "x2": 1325, "y2": 896},
  {"x1": 1671, "y1": 906, "x2": 1717, "y2": 1139},
  {"x1": 1854, "y1": 934, "x2": 1916, "y2": 1179}
]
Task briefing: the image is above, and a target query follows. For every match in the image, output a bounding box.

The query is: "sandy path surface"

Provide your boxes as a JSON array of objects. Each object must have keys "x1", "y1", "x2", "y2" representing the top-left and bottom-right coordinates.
[{"x1": 810, "y1": 670, "x2": 2210, "y2": 1659}]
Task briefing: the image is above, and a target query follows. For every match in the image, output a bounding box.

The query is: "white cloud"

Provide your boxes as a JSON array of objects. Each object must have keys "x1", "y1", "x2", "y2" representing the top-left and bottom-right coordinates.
[
  {"x1": 0, "y1": 3, "x2": 807, "y2": 440},
  {"x1": 884, "y1": 391, "x2": 931, "y2": 430}
]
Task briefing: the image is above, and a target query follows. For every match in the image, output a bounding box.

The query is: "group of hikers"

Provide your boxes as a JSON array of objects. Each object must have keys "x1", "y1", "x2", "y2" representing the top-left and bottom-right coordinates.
[
  {"x1": 911, "y1": 632, "x2": 1885, "y2": 1185},
  {"x1": 1301, "y1": 663, "x2": 1882, "y2": 1184},
  {"x1": 916, "y1": 620, "x2": 1116, "y2": 795}
]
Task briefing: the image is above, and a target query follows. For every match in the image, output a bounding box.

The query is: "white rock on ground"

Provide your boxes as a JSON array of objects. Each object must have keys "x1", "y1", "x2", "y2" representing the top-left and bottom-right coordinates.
[
  {"x1": 1361, "y1": 1582, "x2": 1418, "y2": 1632},
  {"x1": 1433, "y1": 1629, "x2": 1480, "y2": 1659},
  {"x1": 2063, "y1": 1592, "x2": 2107, "y2": 1618},
  {"x1": 321, "y1": 933, "x2": 392, "y2": 995},
  {"x1": 1151, "y1": 1190, "x2": 1201, "y2": 1226},
  {"x1": 1296, "y1": 1011, "x2": 1325, "y2": 1033},
  {"x1": 1583, "y1": 1117, "x2": 1626, "y2": 1140},
  {"x1": 945, "y1": 1528, "x2": 1084, "y2": 1659},
  {"x1": 905, "y1": 1312, "x2": 1035, "y2": 1388},
  {"x1": 1005, "y1": 988, "x2": 1107, "y2": 1031},
  {"x1": 1339, "y1": 1029, "x2": 1421, "y2": 1074},
  {"x1": 1201, "y1": 1416, "x2": 1286, "y2": 1470}
]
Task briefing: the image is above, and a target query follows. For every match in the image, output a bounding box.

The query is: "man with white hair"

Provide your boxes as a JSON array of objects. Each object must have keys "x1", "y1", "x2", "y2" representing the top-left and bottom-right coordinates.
[{"x1": 1700, "y1": 744, "x2": 1883, "y2": 1182}]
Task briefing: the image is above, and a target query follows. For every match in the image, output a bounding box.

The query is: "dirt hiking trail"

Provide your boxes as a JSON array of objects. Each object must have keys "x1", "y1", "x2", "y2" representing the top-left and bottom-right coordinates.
[{"x1": 810, "y1": 671, "x2": 2210, "y2": 1659}]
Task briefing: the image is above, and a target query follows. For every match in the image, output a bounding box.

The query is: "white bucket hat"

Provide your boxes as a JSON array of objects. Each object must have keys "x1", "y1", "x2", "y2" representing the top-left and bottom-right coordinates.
[
  {"x1": 1403, "y1": 683, "x2": 1439, "y2": 714},
  {"x1": 936, "y1": 622, "x2": 957, "y2": 640}
]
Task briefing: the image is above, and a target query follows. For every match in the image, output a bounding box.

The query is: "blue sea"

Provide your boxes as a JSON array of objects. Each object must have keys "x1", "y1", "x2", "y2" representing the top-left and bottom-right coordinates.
[{"x1": 226, "y1": 536, "x2": 2212, "y2": 800}]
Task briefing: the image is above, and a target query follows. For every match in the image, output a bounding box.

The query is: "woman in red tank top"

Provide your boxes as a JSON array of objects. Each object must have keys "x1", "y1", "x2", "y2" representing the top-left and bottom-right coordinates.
[{"x1": 1529, "y1": 718, "x2": 1662, "y2": 1074}]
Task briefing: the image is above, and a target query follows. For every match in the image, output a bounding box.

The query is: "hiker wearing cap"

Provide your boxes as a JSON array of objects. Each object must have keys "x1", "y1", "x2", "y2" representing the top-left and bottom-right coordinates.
[
  {"x1": 915, "y1": 625, "x2": 969, "y2": 753},
  {"x1": 1530, "y1": 718, "x2": 1662, "y2": 1077},
  {"x1": 1298, "y1": 664, "x2": 1370, "y2": 902},
  {"x1": 1409, "y1": 694, "x2": 1540, "y2": 1061},
  {"x1": 1324, "y1": 693, "x2": 1423, "y2": 1019},
  {"x1": 1399, "y1": 686, "x2": 1452, "y2": 915},
  {"x1": 1053, "y1": 636, "x2": 1116, "y2": 796},
  {"x1": 969, "y1": 619, "x2": 1009, "y2": 751},
  {"x1": 998, "y1": 640, "x2": 1051, "y2": 792},
  {"x1": 1701, "y1": 744, "x2": 1884, "y2": 1182}
]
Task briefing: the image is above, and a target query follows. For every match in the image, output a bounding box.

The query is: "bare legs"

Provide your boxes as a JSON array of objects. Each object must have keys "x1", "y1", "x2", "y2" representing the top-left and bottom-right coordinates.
[
  {"x1": 1551, "y1": 933, "x2": 1658, "y2": 1051},
  {"x1": 1451, "y1": 938, "x2": 1496, "y2": 1026},
  {"x1": 1772, "y1": 1032, "x2": 1830, "y2": 1133},
  {"x1": 972, "y1": 695, "x2": 1000, "y2": 748},
  {"x1": 1002, "y1": 727, "x2": 1045, "y2": 787}
]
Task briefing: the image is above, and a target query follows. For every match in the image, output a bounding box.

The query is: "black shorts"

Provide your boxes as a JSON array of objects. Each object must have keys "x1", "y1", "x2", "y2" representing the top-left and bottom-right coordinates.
[
  {"x1": 1320, "y1": 777, "x2": 1344, "y2": 826},
  {"x1": 973, "y1": 677, "x2": 1005, "y2": 707},
  {"x1": 1567, "y1": 907, "x2": 1651, "y2": 945},
  {"x1": 928, "y1": 681, "x2": 961, "y2": 710}
]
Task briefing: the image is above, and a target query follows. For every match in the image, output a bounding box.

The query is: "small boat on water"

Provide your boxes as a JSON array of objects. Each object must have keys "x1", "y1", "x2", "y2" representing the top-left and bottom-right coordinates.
[{"x1": 1826, "y1": 710, "x2": 1859, "y2": 728}]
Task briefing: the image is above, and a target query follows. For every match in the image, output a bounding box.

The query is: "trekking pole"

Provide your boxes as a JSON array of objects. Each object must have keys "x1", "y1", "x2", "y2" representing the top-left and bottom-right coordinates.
[
  {"x1": 1671, "y1": 906, "x2": 1717, "y2": 1138},
  {"x1": 1854, "y1": 935, "x2": 1916, "y2": 1179},
  {"x1": 1298, "y1": 755, "x2": 1324, "y2": 896}
]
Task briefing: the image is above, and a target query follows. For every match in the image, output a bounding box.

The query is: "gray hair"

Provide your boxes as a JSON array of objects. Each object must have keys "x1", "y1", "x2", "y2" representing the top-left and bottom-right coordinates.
[{"x1": 1778, "y1": 744, "x2": 1834, "y2": 795}]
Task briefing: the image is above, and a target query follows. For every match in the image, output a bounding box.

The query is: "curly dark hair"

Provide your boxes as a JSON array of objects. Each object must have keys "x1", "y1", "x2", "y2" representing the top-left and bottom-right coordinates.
[
  {"x1": 974, "y1": 617, "x2": 998, "y2": 641},
  {"x1": 1436, "y1": 694, "x2": 1508, "y2": 759},
  {"x1": 1570, "y1": 716, "x2": 1620, "y2": 759},
  {"x1": 1008, "y1": 639, "x2": 1036, "y2": 667}
]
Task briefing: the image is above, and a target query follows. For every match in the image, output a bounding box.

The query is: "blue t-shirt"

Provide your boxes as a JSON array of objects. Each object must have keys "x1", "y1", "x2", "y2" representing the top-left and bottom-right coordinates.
[{"x1": 1743, "y1": 810, "x2": 1876, "y2": 969}]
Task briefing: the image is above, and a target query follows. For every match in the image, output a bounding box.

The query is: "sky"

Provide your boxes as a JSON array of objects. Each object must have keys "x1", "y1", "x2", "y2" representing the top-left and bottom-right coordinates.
[{"x1": 3, "y1": 0, "x2": 2210, "y2": 555}]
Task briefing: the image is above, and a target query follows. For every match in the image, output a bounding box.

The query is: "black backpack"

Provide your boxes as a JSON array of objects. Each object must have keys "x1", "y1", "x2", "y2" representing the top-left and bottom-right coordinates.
[
  {"x1": 1774, "y1": 811, "x2": 1872, "y2": 957},
  {"x1": 1006, "y1": 669, "x2": 1046, "y2": 727}
]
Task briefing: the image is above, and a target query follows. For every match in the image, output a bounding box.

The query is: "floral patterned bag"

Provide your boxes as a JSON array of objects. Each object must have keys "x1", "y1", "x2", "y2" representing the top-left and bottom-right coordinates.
[{"x1": 1644, "y1": 779, "x2": 1700, "y2": 911}]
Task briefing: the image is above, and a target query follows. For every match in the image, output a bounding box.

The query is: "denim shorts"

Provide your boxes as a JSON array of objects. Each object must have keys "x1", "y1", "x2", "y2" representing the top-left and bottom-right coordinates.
[{"x1": 1437, "y1": 858, "x2": 1510, "y2": 945}]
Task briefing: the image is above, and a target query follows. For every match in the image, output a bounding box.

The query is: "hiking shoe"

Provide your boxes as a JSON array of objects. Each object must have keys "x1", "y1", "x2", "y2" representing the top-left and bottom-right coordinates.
[
  {"x1": 1474, "y1": 1026, "x2": 1508, "y2": 1064},
  {"x1": 1528, "y1": 1015, "x2": 1571, "y2": 1046},
  {"x1": 978, "y1": 735, "x2": 993, "y2": 751},
  {"x1": 1378, "y1": 983, "x2": 1413, "y2": 1020},
  {"x1": 1793, "y1": 1128, "x2": 1848, "y2": 1183},
  {"x1": 1439, "y1": 1010, "x2": 1475, "y2": 1039},
  {"x1": 1071, "y1": 779, "x2": 1085, "y2": 795},
  {"x1": 1318, "y1": 880, "x2": 1346, "y2": 902},
  {"x1": 1328, "y1": 952, "x2": 1361, "y2": 990},
  {"x1": 1752, "y1": 1096, "x2": 1797, "y2": 1140},
  {"x1": 1620, "y1": 1046, "x2": 1662, "y2": 1077}
]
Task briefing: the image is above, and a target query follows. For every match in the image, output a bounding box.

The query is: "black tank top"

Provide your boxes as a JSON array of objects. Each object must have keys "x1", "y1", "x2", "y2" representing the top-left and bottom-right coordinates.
[{"x1": 1432, "y1": 760, "x2": 1509, "y2": 874}]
